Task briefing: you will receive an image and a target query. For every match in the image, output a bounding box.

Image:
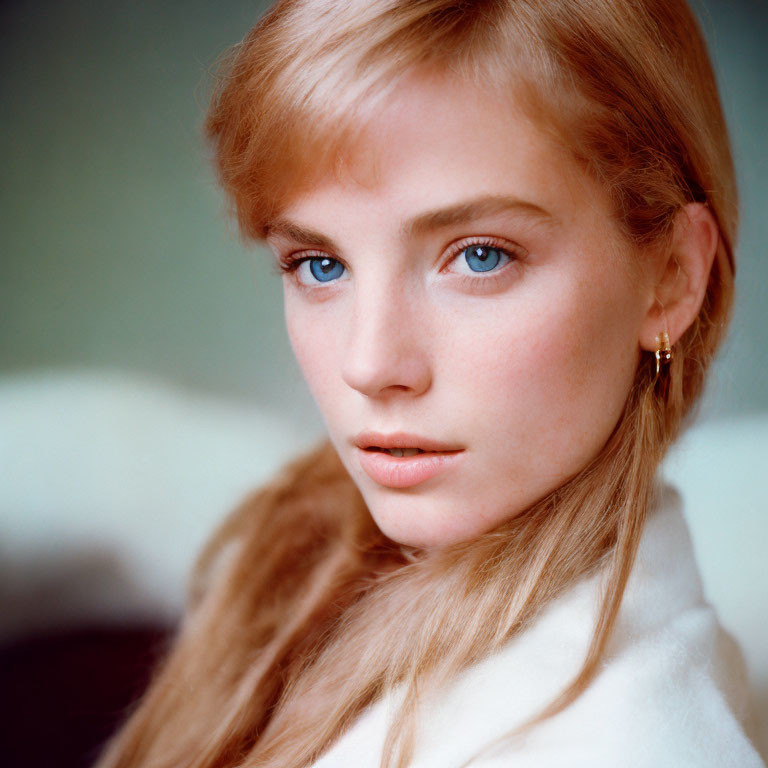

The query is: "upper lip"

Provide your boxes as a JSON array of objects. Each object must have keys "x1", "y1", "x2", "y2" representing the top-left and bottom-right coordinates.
[{"x1": 353, "y1": 431, "x2": 463, "y2": 452}]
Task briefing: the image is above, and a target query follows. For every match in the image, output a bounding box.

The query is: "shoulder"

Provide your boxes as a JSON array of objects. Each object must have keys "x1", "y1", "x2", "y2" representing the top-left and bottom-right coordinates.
[
  {"x1": 412, "y1": 481, "x2": 764, "y2": 767},
  {"x1": 464, "y1": 628, "x2": 765, "y2": 767},
  {"x1": 311, "y1": 480, "x2": 764, "y2": 768},
  {"x1": 467, "y1": 612, "x2": 763, "y2": 767},
  {"x1": 411, "y1": 603, "x2": 763, "y2": 768}
]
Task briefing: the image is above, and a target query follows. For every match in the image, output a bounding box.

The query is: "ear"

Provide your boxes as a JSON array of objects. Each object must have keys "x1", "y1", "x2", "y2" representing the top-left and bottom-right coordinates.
[{"x1": 638, "y1": 202, "x2": 719, "y2": 352}]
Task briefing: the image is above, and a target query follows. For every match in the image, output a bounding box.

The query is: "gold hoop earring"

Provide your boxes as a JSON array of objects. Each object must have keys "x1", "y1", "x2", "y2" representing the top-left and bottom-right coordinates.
[{"x1": 655, "y1": 330, "x2": 673, "y2": 376}]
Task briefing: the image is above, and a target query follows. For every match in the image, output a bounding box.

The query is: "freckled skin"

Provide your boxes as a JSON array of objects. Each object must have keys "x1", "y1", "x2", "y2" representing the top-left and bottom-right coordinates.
[{"x1": 267, "y1": 70, "x2": 655, "y2": 549}]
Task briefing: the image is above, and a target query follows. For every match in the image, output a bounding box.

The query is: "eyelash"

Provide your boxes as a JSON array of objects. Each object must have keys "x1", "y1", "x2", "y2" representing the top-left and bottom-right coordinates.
[{"x1": 275, "y1": 236, "x2": 525, "y2": 292}]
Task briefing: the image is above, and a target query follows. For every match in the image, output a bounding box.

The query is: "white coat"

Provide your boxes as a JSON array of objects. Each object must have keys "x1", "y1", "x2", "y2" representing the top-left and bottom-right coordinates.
[{"x1": 312, "y1": 480, "x2": 765, "y2": 767}]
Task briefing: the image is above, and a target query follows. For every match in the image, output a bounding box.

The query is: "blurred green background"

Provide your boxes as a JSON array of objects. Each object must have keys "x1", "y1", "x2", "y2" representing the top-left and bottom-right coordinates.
[{"x1": 1, "y1": 0, "x2": 766, "y2": 419}]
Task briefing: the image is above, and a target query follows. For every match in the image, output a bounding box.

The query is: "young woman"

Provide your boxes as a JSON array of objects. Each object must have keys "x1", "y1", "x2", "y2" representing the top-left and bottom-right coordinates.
[{"x1": 97, "y1": 1, "x2": 764, "y2": 766}]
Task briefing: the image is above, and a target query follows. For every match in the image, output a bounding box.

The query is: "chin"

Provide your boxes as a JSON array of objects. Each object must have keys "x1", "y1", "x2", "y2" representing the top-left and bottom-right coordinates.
[{"x1": 367, "y1": 498, "x2": 474, "y2": 549}]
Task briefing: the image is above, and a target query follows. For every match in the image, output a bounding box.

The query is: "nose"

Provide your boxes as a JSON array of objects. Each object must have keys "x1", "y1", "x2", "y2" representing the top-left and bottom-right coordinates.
[{"x1": 341, "y1": 278, "x2": 432, "y2": 399}]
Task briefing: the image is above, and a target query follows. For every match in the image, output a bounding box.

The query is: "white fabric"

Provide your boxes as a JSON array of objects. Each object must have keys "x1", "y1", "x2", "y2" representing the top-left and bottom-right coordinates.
[{"x1": 312, "y1": 481, "x2": 765, "y2": 767}]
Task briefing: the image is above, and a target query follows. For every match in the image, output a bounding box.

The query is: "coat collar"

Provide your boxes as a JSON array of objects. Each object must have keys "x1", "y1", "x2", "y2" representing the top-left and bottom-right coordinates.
[{"x1": 312, "y1": 480, "x2": 758, "y2": 767}]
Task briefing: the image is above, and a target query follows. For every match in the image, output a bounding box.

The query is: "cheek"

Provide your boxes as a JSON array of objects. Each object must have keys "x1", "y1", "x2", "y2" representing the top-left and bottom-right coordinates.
[
  {"x1": 444, "y1": 267, "x2": 640, "y2": 472},
  {"x1": 284, "y1": 296, "x2": 343, "y2": 408}
]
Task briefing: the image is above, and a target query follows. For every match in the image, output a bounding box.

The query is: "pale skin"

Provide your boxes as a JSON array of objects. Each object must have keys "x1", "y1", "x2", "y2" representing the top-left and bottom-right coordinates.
[{"x1": 265, "y1": 69, "x2": 719, "y2": 549}]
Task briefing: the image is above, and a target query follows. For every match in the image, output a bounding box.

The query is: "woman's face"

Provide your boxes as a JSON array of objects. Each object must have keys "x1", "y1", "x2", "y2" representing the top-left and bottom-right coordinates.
[{"x1": 266, "y1": 70, "x2": 656, "y2": 548}]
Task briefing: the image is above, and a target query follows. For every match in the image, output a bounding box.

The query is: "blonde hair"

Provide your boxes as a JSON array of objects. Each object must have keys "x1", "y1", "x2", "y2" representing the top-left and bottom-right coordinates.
[{"x1": 97, "y1": 1, "x2": 738, "y2": 767}]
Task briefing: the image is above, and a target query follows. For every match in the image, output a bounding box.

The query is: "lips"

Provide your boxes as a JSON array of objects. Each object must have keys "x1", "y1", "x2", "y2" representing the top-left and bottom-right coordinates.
[
  {"x1": 353, "y1": 430, "x2": 462, "y2": 453},
  {"x1": 353, "y1": 431, "x2": 465, "y2": 488}
]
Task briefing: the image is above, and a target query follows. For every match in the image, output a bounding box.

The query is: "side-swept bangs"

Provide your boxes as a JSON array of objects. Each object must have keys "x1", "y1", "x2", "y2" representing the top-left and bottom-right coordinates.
[{"x1": 204, "y1": 0, "x2": 548, "y2": 241}]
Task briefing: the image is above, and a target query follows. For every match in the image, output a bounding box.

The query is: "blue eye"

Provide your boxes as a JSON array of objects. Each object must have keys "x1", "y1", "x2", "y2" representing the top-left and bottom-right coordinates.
[
  {"x1": 307, "y1": 257, "x2": 345, "y2": 282},
  {"x1": 462, "y1": 245, "x2": 506, "y2": 272}
]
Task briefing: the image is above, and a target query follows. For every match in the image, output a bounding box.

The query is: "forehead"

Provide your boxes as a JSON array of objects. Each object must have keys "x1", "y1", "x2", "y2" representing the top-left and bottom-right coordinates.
[{"x1": 271, "y1": 68, "x2": 606, "y2": 235}]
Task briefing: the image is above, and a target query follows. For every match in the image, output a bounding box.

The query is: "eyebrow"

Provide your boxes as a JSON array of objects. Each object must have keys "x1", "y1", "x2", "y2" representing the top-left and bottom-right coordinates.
[{"x1": 263, "y1": 194, "x2": 557, "y2": 250}]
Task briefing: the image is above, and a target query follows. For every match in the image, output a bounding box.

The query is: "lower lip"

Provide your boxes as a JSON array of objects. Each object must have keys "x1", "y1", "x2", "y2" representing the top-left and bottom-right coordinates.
[{"x1": 356, "y1": 447, "x2": 465, "y2": 488}]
